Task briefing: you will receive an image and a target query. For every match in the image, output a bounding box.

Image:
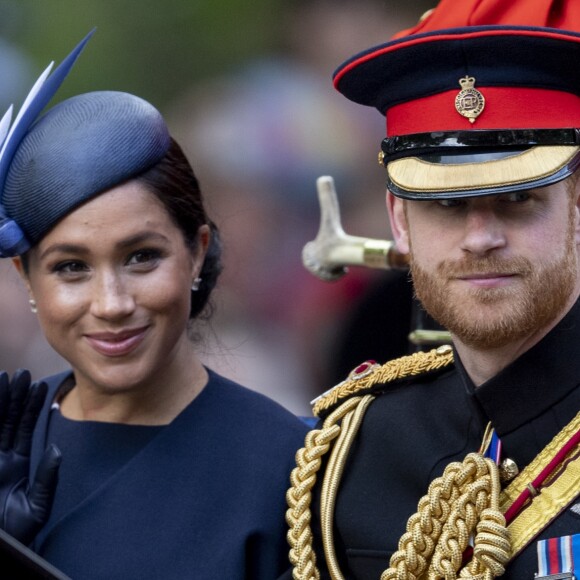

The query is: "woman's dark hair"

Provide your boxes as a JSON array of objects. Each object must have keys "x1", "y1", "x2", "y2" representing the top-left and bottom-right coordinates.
[{"x1": 136, "y1": 138, "x2": 223, "y2": 319}]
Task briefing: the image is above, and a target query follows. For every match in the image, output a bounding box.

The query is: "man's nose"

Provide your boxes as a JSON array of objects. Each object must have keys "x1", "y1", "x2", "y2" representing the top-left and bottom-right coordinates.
[{"x1": 459, "y1": 207, "x2": 507, "y2": 256}]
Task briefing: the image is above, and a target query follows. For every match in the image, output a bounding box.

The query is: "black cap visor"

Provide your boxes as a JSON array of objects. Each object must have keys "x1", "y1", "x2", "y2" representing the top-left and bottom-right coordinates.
[{"x1": 381, "y1": 129, "x2": 580, "y2": 199}]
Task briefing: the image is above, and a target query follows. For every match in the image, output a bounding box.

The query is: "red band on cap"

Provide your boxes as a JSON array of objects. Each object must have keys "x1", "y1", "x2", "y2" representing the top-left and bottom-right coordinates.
[{"x1": 386, "y1": 88, "x2": 580, "y2": 136}]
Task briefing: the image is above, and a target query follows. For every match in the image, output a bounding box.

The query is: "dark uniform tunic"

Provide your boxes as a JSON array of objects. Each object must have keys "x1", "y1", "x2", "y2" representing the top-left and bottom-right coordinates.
[{"x1": 301, "y1": 299, "x2": 580, "y2": 579}]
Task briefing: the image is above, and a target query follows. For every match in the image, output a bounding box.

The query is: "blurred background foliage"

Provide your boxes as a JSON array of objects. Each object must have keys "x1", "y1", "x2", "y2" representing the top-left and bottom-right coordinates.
[{"x1": 2, "y1": 0, "x2": 284, "y2": 108}]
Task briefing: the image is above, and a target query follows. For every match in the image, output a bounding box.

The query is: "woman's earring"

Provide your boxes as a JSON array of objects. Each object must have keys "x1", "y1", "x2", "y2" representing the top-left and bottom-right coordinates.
[
  {"x1": 191, "y1": 277, "x2": 202, "y2": 292},
  {"x1": 29, "y1": 299, "x2": 38, "y2": 313}
]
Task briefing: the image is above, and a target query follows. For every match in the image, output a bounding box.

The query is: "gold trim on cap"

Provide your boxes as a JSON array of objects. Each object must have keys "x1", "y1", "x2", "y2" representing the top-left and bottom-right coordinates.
[{"x1": 387, "y1": 145, "x2": 580, "y2": 194}]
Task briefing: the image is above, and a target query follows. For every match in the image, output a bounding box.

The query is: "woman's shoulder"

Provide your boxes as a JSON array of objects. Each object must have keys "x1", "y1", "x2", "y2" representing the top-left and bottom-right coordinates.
[{"x1": 204, "y1": 368, "x2": 310, "y2": 436}]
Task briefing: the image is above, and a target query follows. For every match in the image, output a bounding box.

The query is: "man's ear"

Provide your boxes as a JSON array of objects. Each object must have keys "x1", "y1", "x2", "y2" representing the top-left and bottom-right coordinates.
[
  {"x1": 386, "y1": 190, "x2": 410, "y2": 255},
  {"x1": 574, "y1": 178, "x2": 580, "y2": 248}
]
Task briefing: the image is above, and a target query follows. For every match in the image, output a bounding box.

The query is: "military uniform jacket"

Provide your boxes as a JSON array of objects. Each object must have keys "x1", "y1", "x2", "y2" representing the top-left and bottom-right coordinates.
[
  {"x1": 28, "y1": 368, "x2": 308, "y2": 580},
  {"x1": 297, "y1": 300, "x2": 580, "y2": 579}
]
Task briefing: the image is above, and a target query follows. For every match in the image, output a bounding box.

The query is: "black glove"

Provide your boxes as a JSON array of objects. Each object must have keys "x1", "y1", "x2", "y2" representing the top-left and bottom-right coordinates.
[{"x1": 0, "y1": 369, "x2": 61, "y2": 545}]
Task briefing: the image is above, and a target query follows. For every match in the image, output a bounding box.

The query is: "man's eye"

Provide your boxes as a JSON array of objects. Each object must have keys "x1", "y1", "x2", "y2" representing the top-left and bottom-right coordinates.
[
  {"x1": 437, "y1": 198, "x2": 464, "y2": 208},
  {"x1": 502, "y1": 191, "x2": 531, "y2": 202}
]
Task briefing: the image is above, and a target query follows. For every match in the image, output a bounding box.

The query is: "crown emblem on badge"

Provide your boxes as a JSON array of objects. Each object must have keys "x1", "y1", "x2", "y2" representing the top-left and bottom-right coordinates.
[{"x1": 455, "y1": 76, "x2": 485, "y2": 123}]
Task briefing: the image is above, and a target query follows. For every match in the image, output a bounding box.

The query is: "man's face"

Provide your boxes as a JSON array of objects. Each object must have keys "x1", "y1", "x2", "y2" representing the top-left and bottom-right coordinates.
[{"x1": 388, "y1": 177, "x2": 580, "y2": 350}]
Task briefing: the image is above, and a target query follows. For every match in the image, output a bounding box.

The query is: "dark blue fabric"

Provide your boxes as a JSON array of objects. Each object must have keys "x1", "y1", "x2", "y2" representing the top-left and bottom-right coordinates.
[
  {"x1": 29, "y1": 369, "x2": 308, "y2": 580},
  {"x1": 333, "y1": 27, "x2": 580, "y2": 113},
  {"x1": 299, "y1": 416, "x2": 318, "y2": 428},
  {"x1": 3, "y1": 91, "x2": 170, "y2": 246},
  {"x1": 41, "y1": 414, "x2": 163, "y2": 527}
]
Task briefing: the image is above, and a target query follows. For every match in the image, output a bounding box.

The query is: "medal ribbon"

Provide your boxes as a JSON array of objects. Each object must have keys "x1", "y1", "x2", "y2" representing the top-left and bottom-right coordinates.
[
  {"x1": 536, "y1": 534, "x2": 580, "y2": 578},
  {"x1": 480, "y1": 423, "x2": 502, "y2": 465}
]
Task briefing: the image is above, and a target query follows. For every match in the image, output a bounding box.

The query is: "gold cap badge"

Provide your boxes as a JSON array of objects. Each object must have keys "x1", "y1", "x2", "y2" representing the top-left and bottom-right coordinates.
[{"x1": 455, "y1": 76, "x2": 485, "y2": 123}]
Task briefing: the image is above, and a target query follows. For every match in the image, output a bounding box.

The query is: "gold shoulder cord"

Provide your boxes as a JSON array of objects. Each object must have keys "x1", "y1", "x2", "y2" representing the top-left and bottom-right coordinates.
[
  {"x1": 321, "y1": 394, "x2": 375, "y2": 579},
  {"x1": 286, "y1": 346, "x2": 454, "y2": 580},
  {"x1": 286, "y1": 395, "x2": 370, "y2": 580},
  {"x1": 287, "y1": 344, "x2": 579, "y2": 580},
  {"x1": 313, "y1": 347, "x2": 454, "y2": 417}
]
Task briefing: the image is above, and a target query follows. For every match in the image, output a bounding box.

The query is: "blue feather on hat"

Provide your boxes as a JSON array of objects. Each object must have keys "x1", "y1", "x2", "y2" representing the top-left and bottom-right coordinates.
[{"x1": 0, "y1": 29, "x2": 95, "y2": 257}]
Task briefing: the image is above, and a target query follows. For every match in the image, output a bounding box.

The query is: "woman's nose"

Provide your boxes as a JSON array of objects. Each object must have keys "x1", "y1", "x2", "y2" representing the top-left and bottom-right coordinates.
[{"x1": 89, "y1": 272, "x2": 135, "y2": 320}]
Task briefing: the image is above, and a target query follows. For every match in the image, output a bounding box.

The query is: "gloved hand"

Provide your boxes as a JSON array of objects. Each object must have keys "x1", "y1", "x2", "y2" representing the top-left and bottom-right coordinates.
[{"x1": 0, "y1": 369, "x2": 61, "y2": 545}]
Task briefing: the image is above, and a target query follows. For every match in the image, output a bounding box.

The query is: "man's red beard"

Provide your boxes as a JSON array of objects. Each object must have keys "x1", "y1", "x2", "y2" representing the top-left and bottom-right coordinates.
[{"x1": 410, "y1": 249, "x2": 577, "y2": 350}]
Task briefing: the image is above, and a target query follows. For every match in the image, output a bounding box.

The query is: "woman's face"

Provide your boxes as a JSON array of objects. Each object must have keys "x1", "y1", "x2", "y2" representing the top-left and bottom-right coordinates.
[{"x1": 14, "y1": 181, "x2": 209, "y2": 395}]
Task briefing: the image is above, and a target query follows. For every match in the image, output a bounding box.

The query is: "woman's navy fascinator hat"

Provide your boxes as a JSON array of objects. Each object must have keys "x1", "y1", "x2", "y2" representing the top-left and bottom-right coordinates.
[{"x1": 0, "y1": 29, "x2": 171, "y2": 257}]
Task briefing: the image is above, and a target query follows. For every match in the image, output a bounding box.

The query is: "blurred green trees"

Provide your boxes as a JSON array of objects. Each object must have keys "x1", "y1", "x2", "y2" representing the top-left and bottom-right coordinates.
[{"x1": 3, "y1": 0, "x2": 284, "y2": 109}]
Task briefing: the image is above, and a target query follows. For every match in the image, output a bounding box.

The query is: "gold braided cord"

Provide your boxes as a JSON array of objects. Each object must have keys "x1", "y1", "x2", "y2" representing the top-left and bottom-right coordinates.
[
  {"x1": 286, "y1": 397, "x2": 364, "y2": 580},
  {"x1": 288, "y1": 396, "x2": 578, "y2": 580},
  {"x1": 380, "y1": 453, "x2": 510, "y2": 580},
  {"x1": 313, "y1": 347, "x2": 454, "y2": 417},
  {"x1": 321, "y1": 395, "x2": 375, "y2": 580}
]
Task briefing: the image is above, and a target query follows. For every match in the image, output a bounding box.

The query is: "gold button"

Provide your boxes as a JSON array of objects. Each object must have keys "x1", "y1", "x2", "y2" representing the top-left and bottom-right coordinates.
[{"x1": 499, "y1": 458, "x2": 519, "y2": 483}]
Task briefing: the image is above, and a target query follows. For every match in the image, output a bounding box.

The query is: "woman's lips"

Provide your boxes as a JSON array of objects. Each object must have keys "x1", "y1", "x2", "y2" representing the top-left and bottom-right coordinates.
[{"x1": 85, "y1": 327, "x2": 149, "y2": 357}]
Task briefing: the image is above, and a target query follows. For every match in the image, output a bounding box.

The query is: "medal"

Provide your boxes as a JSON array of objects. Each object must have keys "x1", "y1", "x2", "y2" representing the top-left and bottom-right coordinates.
[{"x1": 536, "y1": 534, "x2": 580, "y2": 579}]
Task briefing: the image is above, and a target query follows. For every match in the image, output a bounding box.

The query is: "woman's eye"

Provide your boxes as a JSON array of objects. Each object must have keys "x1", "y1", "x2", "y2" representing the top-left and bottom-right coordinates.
[
  {"x1": 53, "y1": 261, "x2": 88, "y2": 274},
  {"x1": 127, "y1": 249, "x2": 162, "y2": 267}
]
